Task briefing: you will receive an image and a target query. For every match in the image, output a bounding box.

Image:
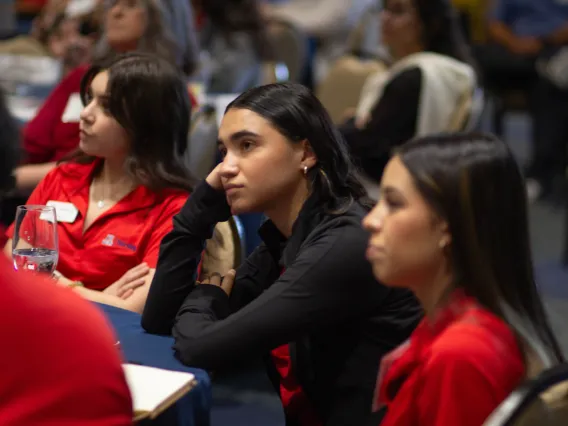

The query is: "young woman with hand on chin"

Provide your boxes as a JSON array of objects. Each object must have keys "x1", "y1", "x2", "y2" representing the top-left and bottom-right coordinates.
[
  {"x1": 5, "y1": 53, "x2": 193, "y2": 314},
  {"x1": 142, "y1": 82, "x2": 422, "y2": 426},
  {"x1": 362, "y1": 132, "x2": 564, "y2": 426}
]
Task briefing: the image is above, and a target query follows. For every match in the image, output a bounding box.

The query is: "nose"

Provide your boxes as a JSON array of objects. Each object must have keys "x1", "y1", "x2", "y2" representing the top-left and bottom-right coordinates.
[
  {"x1": 362, "y1": 202, "x2": 384, "y2": 233},
  {"x1": 80, "y1": 102, "x2": 93, "y2": 124},
  {"x1": 219, "y1": 151, "x2": 239, "y2": 180},
  {"x1": 108, "y1": 3, "x2": 124, "y2": 18}
]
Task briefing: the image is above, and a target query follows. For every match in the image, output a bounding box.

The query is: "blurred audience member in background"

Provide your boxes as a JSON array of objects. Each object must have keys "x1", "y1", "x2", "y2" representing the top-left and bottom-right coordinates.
[
  {"x1": 192, "y1": 0, "x2": 273, "y2": 93},
  {"x1": 163, "y1": 0, "x2": 199, "y2": 76},
  {"x1": 14, "y1": 0, "x2": 179, "y2": 194},
  {"x1": 477, "y1": 0, "x2": 568, "y2": 203},
  {"x1": 0, "y1": 87, "x2": 132, "y2": 426},
  {"x1": 262, "y1": 0, "x2": 377, "y2": 83},
  {"x1": 5, "y1": 53, "x2": 193, "y2": 313},
  {"x1": 363, "y1": 132, "x2": 564, "y2": 426},
  {"x1": 0, "y1": 0, "x2": 98, "y2": 69},
  {"x1": 340, "y1": 0, "x2": 476, "y2": 194}
]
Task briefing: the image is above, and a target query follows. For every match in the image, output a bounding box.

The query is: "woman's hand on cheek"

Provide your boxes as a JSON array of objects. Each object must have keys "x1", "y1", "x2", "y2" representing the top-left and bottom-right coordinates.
[{"x1": 205, "y1": 163, "x2": 224, "y2": 191}]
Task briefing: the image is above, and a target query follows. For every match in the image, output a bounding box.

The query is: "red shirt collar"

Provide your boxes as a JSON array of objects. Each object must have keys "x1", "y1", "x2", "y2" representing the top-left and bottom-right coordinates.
[
  {"x1": 57, "y1": 159, "x2": 160, "y2": 214},
  {"x1": 373, "y1": 289, "x2": 483, "y2": 410}
]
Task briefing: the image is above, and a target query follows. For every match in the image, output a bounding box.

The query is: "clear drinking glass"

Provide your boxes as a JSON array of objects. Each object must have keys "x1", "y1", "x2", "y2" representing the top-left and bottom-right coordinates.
[{"x1": 12, "y1": 205, "x2": 59, "y2": 275}]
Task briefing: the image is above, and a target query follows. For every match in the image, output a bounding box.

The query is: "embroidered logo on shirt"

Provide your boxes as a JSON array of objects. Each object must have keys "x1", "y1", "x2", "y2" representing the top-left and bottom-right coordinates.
[
  {"x1": 101, "y1": 234, "x2": 136, "y2": 251},
  {"x1": 101, "y1": 234, "x2": 115, "y2": 246},
  {"x1": 116, "y1": 239, "x2": 136, "y2": 252}
]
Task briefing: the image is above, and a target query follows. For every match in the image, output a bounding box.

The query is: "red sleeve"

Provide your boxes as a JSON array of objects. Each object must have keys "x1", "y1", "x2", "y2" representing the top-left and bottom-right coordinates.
[
  {"x1": 5, "y1": 168, "x2": 57, "y2": 240},
  {"x1": 22, "y1": 66, "x2": 86, "y2": 164},
  {"x1": 142, "y1": 193, "x2": 189, "y2": 267},
  {"x1": 416, "y1": 328, "x2": 524, "y2": 426}
]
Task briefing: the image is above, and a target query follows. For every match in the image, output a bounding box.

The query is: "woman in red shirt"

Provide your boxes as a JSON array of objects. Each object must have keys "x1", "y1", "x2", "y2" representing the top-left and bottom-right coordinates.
[
  {"x1": 15, "y1": 0, "x2": 182, "y2": 190},
  {"x1": 6, "y1": 52, "x2": 193, "y2": 313},
  {"x1": 362, "y1": 132, "x2": 565, "y2": 425}
]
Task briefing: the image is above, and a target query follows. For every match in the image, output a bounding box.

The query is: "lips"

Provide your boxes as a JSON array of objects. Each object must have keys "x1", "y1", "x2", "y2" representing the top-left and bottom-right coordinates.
[
  {"x1": 366, "y1": 245, "x2": 385, "y2": 261},
  {"x1": 224, "y1": 184, "x2": 244, "y2": 193}
]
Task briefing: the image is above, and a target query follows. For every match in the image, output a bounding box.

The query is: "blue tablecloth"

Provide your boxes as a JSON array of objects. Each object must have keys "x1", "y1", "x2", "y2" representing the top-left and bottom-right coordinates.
[{"x1": 95, "y1": 303, "x2": 212, "y2": 426}]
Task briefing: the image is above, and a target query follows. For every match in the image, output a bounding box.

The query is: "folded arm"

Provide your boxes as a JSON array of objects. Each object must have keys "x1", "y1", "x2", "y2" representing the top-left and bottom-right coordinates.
[
  {"x1": 171, "y1": 225, "x2": 389, "y2": 370},
  {"x1": 141, "y1": 181, "x2": 267, "y2": 334}
]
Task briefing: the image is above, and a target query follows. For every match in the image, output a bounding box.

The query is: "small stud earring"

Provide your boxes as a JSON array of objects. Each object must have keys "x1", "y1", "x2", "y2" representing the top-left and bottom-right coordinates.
[
  {"x1": 439, "y1": 239, "x2": 448, "y2": 249},
  {"x1": 303, "y1": 166, "x2": 308, "y2": 175}
]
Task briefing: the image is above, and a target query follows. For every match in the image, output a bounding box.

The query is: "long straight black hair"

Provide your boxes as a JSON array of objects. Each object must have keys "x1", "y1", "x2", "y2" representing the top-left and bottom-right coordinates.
[
  {"x1": 397, "y1": 132, "x2": 564, "y2": 364},
  {"x1": 227, "y1": 82, "x2": 368, "y2": 214},
  {"x1": 68, "y1": 52, "x2": 194, "y2": 193}
]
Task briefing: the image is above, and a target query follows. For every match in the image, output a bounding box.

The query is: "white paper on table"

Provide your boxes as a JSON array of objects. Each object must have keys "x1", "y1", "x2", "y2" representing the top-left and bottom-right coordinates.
[{"x1": 122, "y1": 363, "x2": 197, "y2": 421}]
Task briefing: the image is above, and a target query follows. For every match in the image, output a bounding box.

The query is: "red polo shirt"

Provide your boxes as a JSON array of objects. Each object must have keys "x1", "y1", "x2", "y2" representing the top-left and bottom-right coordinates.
[
  {"x1": 6, "y1": 160, "x2": 189, "y2": 290},
  {"x1": 0, "y1": 257, "x2": 133, "y2": 425},
  {"x1": 375, "y1": 291, "x2": 525, "y2": 426}
]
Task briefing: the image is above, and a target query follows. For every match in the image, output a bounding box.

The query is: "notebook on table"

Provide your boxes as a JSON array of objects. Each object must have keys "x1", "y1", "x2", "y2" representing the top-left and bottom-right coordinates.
[{"x1": 122, "y1": 363, "x2": 197, "y2": 421}]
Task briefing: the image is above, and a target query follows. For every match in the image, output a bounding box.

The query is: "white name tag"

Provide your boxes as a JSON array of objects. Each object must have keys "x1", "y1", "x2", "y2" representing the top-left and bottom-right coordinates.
[
  {"x1": 46, "y1": 201, "x2": 79, "y2": 223},
  {"x1": 61, "y1": 93, "x2": 83, "y2": 123}
]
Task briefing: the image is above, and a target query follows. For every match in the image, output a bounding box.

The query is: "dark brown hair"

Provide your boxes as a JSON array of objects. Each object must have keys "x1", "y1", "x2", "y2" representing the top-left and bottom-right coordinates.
[
  {"x1": 66, "y1": 52, "x2": 194, "y2": 193},
  {"x1": 397, "y1": 132, "x2": 563, "y2": 364},
  {"x1": 385, "y1": 0, "x2": 475, "y2": 66}
]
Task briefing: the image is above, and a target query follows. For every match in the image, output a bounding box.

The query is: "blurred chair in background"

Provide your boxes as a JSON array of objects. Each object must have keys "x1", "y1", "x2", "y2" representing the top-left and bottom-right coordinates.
[
  {"x1": 316, "y1": 4, "x2": 387, "y2": 124},
  {"x1": 483, "y1": 363, "x2": 568, "y2": 426},
  {"x1": 201, "y1": 216, "x2": 246, "y2": 278}
]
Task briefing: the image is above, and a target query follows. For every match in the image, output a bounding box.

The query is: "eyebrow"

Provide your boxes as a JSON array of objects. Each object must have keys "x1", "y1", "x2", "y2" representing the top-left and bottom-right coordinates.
[
  {"x1": 380, "y1": 186, "x2": 403, "y2": 197},
  {"x1": 217, "y1": 130, "x2": 260, "y2": 146}
]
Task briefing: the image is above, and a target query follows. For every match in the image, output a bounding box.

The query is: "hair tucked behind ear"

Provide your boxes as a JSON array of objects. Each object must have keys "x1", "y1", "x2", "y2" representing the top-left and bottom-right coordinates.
[{"x1": 227, "y1": 82, "x2": 369, "y2": 214}]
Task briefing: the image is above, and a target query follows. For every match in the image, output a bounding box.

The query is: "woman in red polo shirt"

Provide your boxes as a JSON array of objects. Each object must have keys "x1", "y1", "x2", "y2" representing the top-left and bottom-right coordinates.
[
  {"x1": 362, "y1": 132, "x2": 565, "y2": 426},
  {"x1": 5, "y1": 52, "x2": 193, "y2": 314},
  {"x1": 15, "y1": 0, "x2": 188, "y2": 191}
]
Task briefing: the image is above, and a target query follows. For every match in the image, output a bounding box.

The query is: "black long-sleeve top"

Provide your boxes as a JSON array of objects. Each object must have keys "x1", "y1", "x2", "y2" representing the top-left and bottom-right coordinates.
[
  {"x1": 142, "y1": 181, "x2": 422, "y2": 425},
  {"x1": 341, "y1": 68, "x2": 422, "y2": 182}
]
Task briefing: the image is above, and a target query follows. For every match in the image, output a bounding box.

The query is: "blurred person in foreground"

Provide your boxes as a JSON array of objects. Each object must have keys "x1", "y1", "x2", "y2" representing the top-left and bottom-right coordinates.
[
  {"x1": 0, "y1": 88, "x2": 133, "y2": 425},
  {"x1": 363, "y1": 132, "x2": 564, "y2": 425}
]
